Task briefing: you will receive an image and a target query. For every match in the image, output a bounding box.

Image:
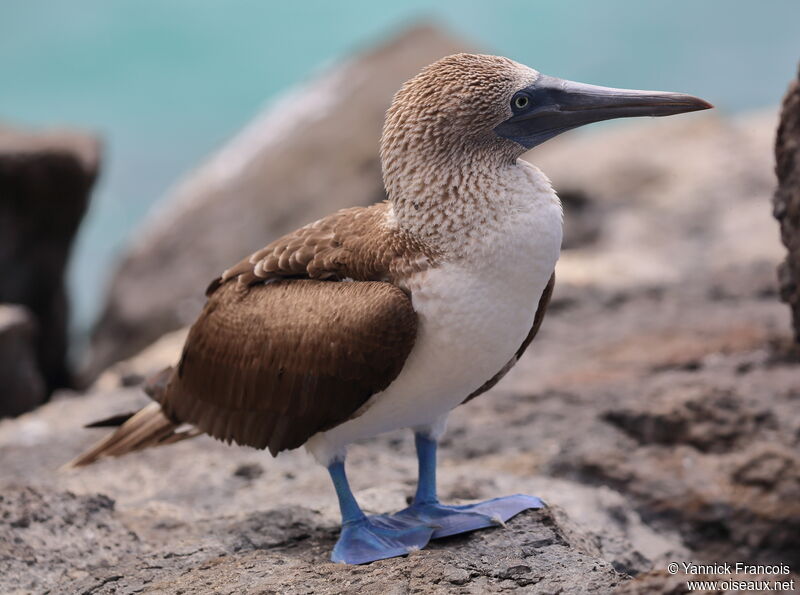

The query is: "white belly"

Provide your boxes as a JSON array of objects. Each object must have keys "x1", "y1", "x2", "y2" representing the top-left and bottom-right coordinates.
[{"x1": 307, "y1": 188, "x2": 563, "y2": 464}]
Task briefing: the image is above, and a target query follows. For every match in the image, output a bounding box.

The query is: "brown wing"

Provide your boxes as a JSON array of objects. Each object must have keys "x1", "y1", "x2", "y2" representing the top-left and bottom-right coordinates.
[
  {"x1": 158, "y1": 279, "x2": 417, "y2": 455},
  {"x1": 462, "y1": 272, "x2": 555, "y2": 404},
  {"x1": 207, "y1": 202, "x2": 438, "y2": 294}
]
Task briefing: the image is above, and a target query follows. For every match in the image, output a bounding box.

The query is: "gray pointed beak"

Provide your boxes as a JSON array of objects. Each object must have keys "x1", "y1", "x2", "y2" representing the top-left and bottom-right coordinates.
[{"x1": 494, "y1": 74, "x2": 713, "y2": 149}]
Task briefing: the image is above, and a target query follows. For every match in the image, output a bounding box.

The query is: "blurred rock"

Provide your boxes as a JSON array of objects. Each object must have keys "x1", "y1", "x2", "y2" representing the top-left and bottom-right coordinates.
[
  {"x1": 531, "y1": 109, "x2": 781, "y2": 290},
  {"x1": 528, "y1": 265, "x2": 800, "y2": 566},
  {"x1": 84, "y1": 24, "x2": 475, "y2": 382},
  {"x1": 0, "y1": 125, "x2": 99, "y2": 401},
  {"x1": 559, "y1": 188, "x2": 603, "y2": 250},
  {"x1": 603, "y1": 385, "x2": 775, "y2": 453},
  {"x1": 91, "y1": 326, "x2": 189, "y2": 392},
  {"x1": 0, "y1": 304, "x2": 45, "y2": 416},
  {"x1": 774, "y1": 64, "x2": 800, "y2": 342}
]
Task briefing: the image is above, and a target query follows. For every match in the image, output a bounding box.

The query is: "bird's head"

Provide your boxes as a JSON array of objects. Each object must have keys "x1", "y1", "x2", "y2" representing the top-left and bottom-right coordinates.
[{"x1": 381, "y1": 53, "x2": 712, "y2": 169}]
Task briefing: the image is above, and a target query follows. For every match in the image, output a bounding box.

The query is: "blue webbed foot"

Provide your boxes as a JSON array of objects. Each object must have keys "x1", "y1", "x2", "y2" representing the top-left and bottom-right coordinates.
[
  {"x1": 393, "y1": 494, "x2": 545, "y2": 539},
  {"x1": 331, "y1": 514, "x2": 435, "y2": 564}
]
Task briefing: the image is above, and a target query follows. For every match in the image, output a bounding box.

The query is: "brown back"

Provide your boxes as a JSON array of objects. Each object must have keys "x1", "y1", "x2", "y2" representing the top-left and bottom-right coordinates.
[{"x1": 209, "y1": 202, "x2": 438, "y2": 293}]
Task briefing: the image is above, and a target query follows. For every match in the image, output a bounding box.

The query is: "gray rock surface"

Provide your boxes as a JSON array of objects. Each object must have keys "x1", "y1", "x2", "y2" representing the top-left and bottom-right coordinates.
[
  {"x1": 0, "y1": 124, "x2": 100, "y2": 401},
  {"x1": 774, "y1": 63, "x2": 800, "y2": 341},
  {"x1": 84, "y1": 24, "x2": 475, "y2": 382},
  {"x1": 0, "y1": 486, "x2": 625, "y2": 594},
  {"x1": 0, "y1": 304, "x2": 45, "y2": 416}
]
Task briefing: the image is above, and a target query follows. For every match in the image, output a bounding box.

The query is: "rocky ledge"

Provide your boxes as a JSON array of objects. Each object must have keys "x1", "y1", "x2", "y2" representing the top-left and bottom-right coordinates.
[{"x1": 2, "y1": 259, "x2": 798, "y2": 593}]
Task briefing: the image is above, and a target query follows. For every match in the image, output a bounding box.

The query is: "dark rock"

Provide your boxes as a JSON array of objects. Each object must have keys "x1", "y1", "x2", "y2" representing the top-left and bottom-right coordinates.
[
  {"x1": 603, "y1": 386, "x2": 775, "y2": 453},
  {"x1": 0, "y1": 125, "x2": 100, "y2": 400},
  {"x1": 233, "y1": 462, "x2": 264, "y2": 480},
  {"x1": 774, "y1": 63, "x2": 800, "y2": 342},
  {"x1": 0, "y1": 305, "x2": 45, "y2": 416},
  {"x1": 119, "y1": 372, "x2": 145, "y2": 387},
  {"x1": 732, "y1": 445, "x2": 799, "y2": 492},
  {"x1": 84, "y1": 24, "x2": 475, "y2": 382},
  {"x1": 560, "y1": 188, "x2": 603, "y2": 250}
]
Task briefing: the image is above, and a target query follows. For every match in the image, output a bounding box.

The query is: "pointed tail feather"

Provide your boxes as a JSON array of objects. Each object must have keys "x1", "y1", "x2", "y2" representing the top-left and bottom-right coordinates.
[
  {"x1": 64, "y1": 367, "x2": 199, "y2": 469},
  {"x1": 84, "y1": 411, "x2": 137, "y2": 428},
  {"x1": 65, "y1": 403, "x2": 172, "y2": 468}
]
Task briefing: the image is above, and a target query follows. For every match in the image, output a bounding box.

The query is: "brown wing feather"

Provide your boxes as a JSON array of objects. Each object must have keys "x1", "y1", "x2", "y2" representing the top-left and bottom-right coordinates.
[
  {"x1": 462, "y1": 272, "x2": 555, "y2": 404},
  {"x1": 208, "y1": 202, "x2": 438, "y2": 295},
  {"x1": 159, "y1": 279, "x2": 417, "y2": 455}
]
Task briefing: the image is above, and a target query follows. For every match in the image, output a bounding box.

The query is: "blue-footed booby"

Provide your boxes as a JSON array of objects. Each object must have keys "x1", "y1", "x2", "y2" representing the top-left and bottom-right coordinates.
[{"x1": 69, "y1": 54, "x2": 711, "y2": 564}]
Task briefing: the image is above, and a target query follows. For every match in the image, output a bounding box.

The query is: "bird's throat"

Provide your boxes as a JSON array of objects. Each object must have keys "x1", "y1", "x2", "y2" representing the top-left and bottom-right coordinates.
[{"x1": 386, "y1": 155, "x2": 558, "y2": 258}]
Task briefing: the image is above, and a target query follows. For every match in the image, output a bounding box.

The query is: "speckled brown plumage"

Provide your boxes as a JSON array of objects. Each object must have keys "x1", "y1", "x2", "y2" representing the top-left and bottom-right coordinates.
[
  {"x1": 210, "y1": 202, "x2": 440, "y2": 294},
  {"x1": 380, "y1": 54, "x2": 535, "y2": 249}
]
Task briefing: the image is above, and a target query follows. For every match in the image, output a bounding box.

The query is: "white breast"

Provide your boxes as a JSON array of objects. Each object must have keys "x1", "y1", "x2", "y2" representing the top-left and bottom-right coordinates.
[{"x1": 307, "y1": 163, "x2": 563, "y2": 464}]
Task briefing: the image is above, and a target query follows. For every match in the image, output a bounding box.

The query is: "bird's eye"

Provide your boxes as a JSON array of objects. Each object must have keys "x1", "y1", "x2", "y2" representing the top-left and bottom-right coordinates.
[{"x1": 513, "y1": 95, "x2": 530, "y2": 110}]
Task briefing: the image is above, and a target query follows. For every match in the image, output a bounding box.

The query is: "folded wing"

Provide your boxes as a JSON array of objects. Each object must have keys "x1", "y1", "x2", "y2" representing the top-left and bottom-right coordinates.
[{"x1": 157, "y1": 278, "x2": 417, "y2": 455}]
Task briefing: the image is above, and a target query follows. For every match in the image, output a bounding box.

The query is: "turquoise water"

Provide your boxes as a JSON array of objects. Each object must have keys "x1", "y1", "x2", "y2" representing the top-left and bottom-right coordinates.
[{"x1": 1, "y1": 0, "x2": 799, "y2": 333}]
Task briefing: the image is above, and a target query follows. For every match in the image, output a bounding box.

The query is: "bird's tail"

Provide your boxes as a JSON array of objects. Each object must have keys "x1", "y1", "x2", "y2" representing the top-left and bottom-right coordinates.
[{"x1": 64, "y1": 367, "x2": 199, "y2": 468}]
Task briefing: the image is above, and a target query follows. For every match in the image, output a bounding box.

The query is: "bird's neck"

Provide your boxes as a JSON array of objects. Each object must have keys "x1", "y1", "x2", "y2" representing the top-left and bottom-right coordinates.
[{"x1": 383, "y1": 145, "x2": 548, "y2": 257}]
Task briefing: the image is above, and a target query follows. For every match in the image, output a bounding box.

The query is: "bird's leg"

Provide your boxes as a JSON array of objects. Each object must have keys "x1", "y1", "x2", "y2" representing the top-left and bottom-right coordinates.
[
  {"x1": 412, "y1": 431, "x2": 439, "y2": 505},
  {"x1": 327, "y1": 459, "x2": 434, "y2": 564},
  {"x1": 392, "y1": 431, "x2": 545, "y2": 539}
]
